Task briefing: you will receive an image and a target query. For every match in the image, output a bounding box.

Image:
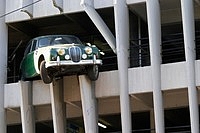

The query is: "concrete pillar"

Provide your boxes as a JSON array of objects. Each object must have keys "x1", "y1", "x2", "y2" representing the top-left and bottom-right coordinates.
[
  {"x1": 114, "y1": 0, "x2": 132, "y2": 132},
  {"x1": 50, "y1": 79, "x2": 66, "y2": 133},
  {"x1": 79, "y1": 75, "x2": 98, "y2": 133},
  {"x1": 0, "y1": 0, "x2": 8, "y2": 132},
  {"x1": 180, "y1": 0, "x2": 199, "y2": 132},
  {"x1": 146, "y1": 0, "x2": 165, "y2": 133},
  {"x1": 20, "y1": 81, "x2": 35, "y2": 133}
]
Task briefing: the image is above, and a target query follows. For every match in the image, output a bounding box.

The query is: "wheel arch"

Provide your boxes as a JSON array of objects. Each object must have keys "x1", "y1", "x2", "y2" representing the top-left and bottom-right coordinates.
[{"x1": 38, "y1": 55, "x2": 45, "y2": 72}]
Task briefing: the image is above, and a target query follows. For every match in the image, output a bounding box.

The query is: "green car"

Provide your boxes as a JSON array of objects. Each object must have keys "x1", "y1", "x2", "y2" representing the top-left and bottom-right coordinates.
[{"x1": 20, "y1": 35, "x2": 102, "y2": 84}]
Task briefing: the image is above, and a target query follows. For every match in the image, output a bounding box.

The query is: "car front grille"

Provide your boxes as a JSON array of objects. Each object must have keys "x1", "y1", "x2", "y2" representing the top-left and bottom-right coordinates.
[{"x1": 69, "y1": 46, "x2": 81, "y2": 62}]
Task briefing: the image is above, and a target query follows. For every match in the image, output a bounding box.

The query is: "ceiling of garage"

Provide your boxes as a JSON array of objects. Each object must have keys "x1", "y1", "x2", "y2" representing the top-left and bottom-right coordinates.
[{"x1": 7, "y1": 8, "x2": 115, "y2": 49}]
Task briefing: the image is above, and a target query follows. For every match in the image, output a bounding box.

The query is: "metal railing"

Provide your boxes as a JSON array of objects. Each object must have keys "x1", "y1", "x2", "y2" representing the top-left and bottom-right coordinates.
[
  {"x1": 129, "y1": 31, "x2": 200, "y2": 67},
  {"x1": 100, "y1": 125, "x2": 192, "y2": 133}
]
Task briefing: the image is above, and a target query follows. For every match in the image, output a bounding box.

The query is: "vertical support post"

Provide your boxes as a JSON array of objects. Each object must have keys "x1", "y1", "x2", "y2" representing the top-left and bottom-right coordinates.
[
  {"x1": 79, "y1": 75, "x2": 98, "y2": 133},
  {"x1": 20, "y1": 81, "x2": 35, "y2": 133},
  {"x1": 50, "y1": 79, "x2": 66, "y2": 133},
  {"x1": 180, "y1": 0, "x2": 199, "y2": 132},
  {"x1": 146, "y1": 0, "x2": 165, "y2": 133},
  {"x1": 138, "y1": 17, "x2": 142, "y2": 67},
  {"x1": 114, "y1": 0, "x2": 132, "y2": 132},
  {"x1": 0, "y1": 0, "x2": 8, "y2": 132}
]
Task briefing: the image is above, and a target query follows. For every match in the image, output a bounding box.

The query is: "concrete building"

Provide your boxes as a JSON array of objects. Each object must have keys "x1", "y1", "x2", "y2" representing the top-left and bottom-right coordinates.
[{"x1": 0, "y1": 0, "x2": 200, "y2": 132}]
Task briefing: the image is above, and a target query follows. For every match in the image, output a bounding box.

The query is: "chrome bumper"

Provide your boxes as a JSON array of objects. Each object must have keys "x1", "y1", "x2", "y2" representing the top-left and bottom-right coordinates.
[{"x1": 45, "y1": 59, "x2": 102, "y2": 68}]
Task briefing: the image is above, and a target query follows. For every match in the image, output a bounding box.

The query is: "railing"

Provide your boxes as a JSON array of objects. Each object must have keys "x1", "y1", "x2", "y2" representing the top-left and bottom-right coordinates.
[
  {"x1": 101, "y1": 125, "x2": 192, "y2": 133},
  {"x1": 162, "y1": 33, "x2": 185, "y2": 64},
  {"x1": 130, "y1": 37, "x2": 150, "y2": 67},
  {"x1": 129, "y1": 31, "x2": 200, "y2": 67},
  {"x1": 165, "y1": 125, "x2": 191, "y2": 133}
]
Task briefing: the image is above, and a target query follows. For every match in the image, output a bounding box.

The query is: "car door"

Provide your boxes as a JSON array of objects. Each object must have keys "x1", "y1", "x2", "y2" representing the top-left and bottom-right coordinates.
[{"x1": 21, "y1": 40, "x2": 38, "y2": 78}]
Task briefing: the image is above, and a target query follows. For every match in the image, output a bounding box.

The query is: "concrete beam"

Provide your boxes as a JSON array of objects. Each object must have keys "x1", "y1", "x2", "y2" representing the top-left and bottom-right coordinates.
[
  {"x1": 130, "y1": 93, "x2": 153, "y2": 108},
  {"x1": 5, "y1": 60, "x2": 200, "y2": 109},
  {"x1": 80, "y1": 0, "x2": 116, "y2": 54},
  {"x1": 126, "y1": 0, "x2": 146, "y2": 4}
]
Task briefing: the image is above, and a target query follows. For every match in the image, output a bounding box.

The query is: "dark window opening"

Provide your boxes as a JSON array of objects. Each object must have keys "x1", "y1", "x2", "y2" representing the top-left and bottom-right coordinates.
[{"x1": 165, "y1": 107, "x2": 191, "y2": 133}]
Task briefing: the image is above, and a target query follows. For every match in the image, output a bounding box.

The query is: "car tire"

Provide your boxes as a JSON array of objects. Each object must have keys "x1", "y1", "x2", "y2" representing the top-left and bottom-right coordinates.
[
  {"x1": 40, "y1": 60, "x2": 53, "y2": 84},
  {"x1": 87, "y1": 65, "x2": 99, "y2": 81}
]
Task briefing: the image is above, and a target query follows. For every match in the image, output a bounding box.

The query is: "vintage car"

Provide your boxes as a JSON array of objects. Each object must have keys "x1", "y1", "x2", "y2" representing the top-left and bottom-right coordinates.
[{"x1": 19, "y1": 35, "x2": 102, "y2": 84}]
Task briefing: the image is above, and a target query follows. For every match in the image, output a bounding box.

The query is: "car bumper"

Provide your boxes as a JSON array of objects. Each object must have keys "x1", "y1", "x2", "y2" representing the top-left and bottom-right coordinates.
[{"x1": 45, "y1": 59, "x2": 102, "y2": 68}]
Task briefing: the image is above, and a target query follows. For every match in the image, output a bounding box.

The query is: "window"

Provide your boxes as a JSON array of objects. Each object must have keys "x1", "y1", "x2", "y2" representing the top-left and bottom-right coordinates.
[
  {"x1": 30, "y1": 40, "x2": 37, "y2": 52},
  {"x1": 24, "y1": 42, "x2": 32, "y2": 56}
]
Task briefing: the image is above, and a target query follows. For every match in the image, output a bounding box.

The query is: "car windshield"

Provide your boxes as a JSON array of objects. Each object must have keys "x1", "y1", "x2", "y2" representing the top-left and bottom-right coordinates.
[{"x1": 38, "y1": 36, "x2": 82, "y2": 48}]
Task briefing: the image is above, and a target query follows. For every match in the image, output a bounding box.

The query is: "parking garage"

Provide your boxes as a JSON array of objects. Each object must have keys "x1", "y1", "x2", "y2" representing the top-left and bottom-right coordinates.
[{"x1": 1, "y1": 0, "x2": 200, "y2": 133}]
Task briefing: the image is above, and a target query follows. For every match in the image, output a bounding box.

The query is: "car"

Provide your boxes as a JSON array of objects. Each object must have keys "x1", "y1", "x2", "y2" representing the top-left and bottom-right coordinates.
[{"x1": 19, "y1": 35, "x2": 102, "y2": 84}]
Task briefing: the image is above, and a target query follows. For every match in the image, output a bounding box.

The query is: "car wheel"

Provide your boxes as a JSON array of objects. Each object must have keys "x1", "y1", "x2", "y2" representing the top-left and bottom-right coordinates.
[
  {"x1": 40, "y1": 60, "x2": 53, "y2": 84},
  {"x1": 87, "y1": 65, "x2": 99, "y2": 81}
]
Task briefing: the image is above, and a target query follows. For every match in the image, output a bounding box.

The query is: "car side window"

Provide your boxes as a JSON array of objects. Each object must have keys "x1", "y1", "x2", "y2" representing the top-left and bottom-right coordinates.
[
  {"x1": 24, "y1": 41, "x2": 32, "y2": 56},
  {"x1": 30, "y1": 40, "x2": 37, "y2": 52}
]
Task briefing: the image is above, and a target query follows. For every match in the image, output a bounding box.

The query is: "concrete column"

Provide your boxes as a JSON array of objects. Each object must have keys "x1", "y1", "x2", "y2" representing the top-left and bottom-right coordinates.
[
  {"x1": 180, "y1": 0, "x2": 199, "y2": 132},
  {"x1": 0, "y1": 0, "x2": 8, "y2": 132},
  {"x1": 20, "y1": 81, "x2": 35, "y2": 133},
  {"x1": 50, "y1": 79, "x2": 66, "y2": 133},
  {"x1": 79, "y1": 75, "x2": 98, "y2": 133},
  {"x1": 146, "y1": 0, "x2": 165, "y2": 133},
  {"x1": 114, "y1": 0, "x2": 132, "y2": 133}
]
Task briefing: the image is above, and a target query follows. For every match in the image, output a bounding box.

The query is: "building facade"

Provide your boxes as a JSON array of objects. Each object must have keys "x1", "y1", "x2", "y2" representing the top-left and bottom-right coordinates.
[{"x1": 0, "y1": 0, "x2": 200, "y2": 132}]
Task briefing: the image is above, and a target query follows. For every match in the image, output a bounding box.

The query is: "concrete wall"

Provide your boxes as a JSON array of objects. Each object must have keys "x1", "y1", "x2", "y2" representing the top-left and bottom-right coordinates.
[
  {"x1": 5, "y1": 0, "x2": 147, "y2": 23},
  {"x1": 5, "y1": 60, "x2": 200, "y2": 108},
  {"x1": 5, "y1": 0, "x2": 31, "y2": 22},
  {"x1": 5, "y1": 0, "x2": 114, "y2": 22}
]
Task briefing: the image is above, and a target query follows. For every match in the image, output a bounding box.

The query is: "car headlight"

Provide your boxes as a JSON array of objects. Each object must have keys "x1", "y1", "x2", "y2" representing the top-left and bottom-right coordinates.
[
  {"x1": 57, "y1": 48, "x2": 65, "y2": 55},
  {"x1": 85, "y1": 47, "x2": 92, "y2": 54}
]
